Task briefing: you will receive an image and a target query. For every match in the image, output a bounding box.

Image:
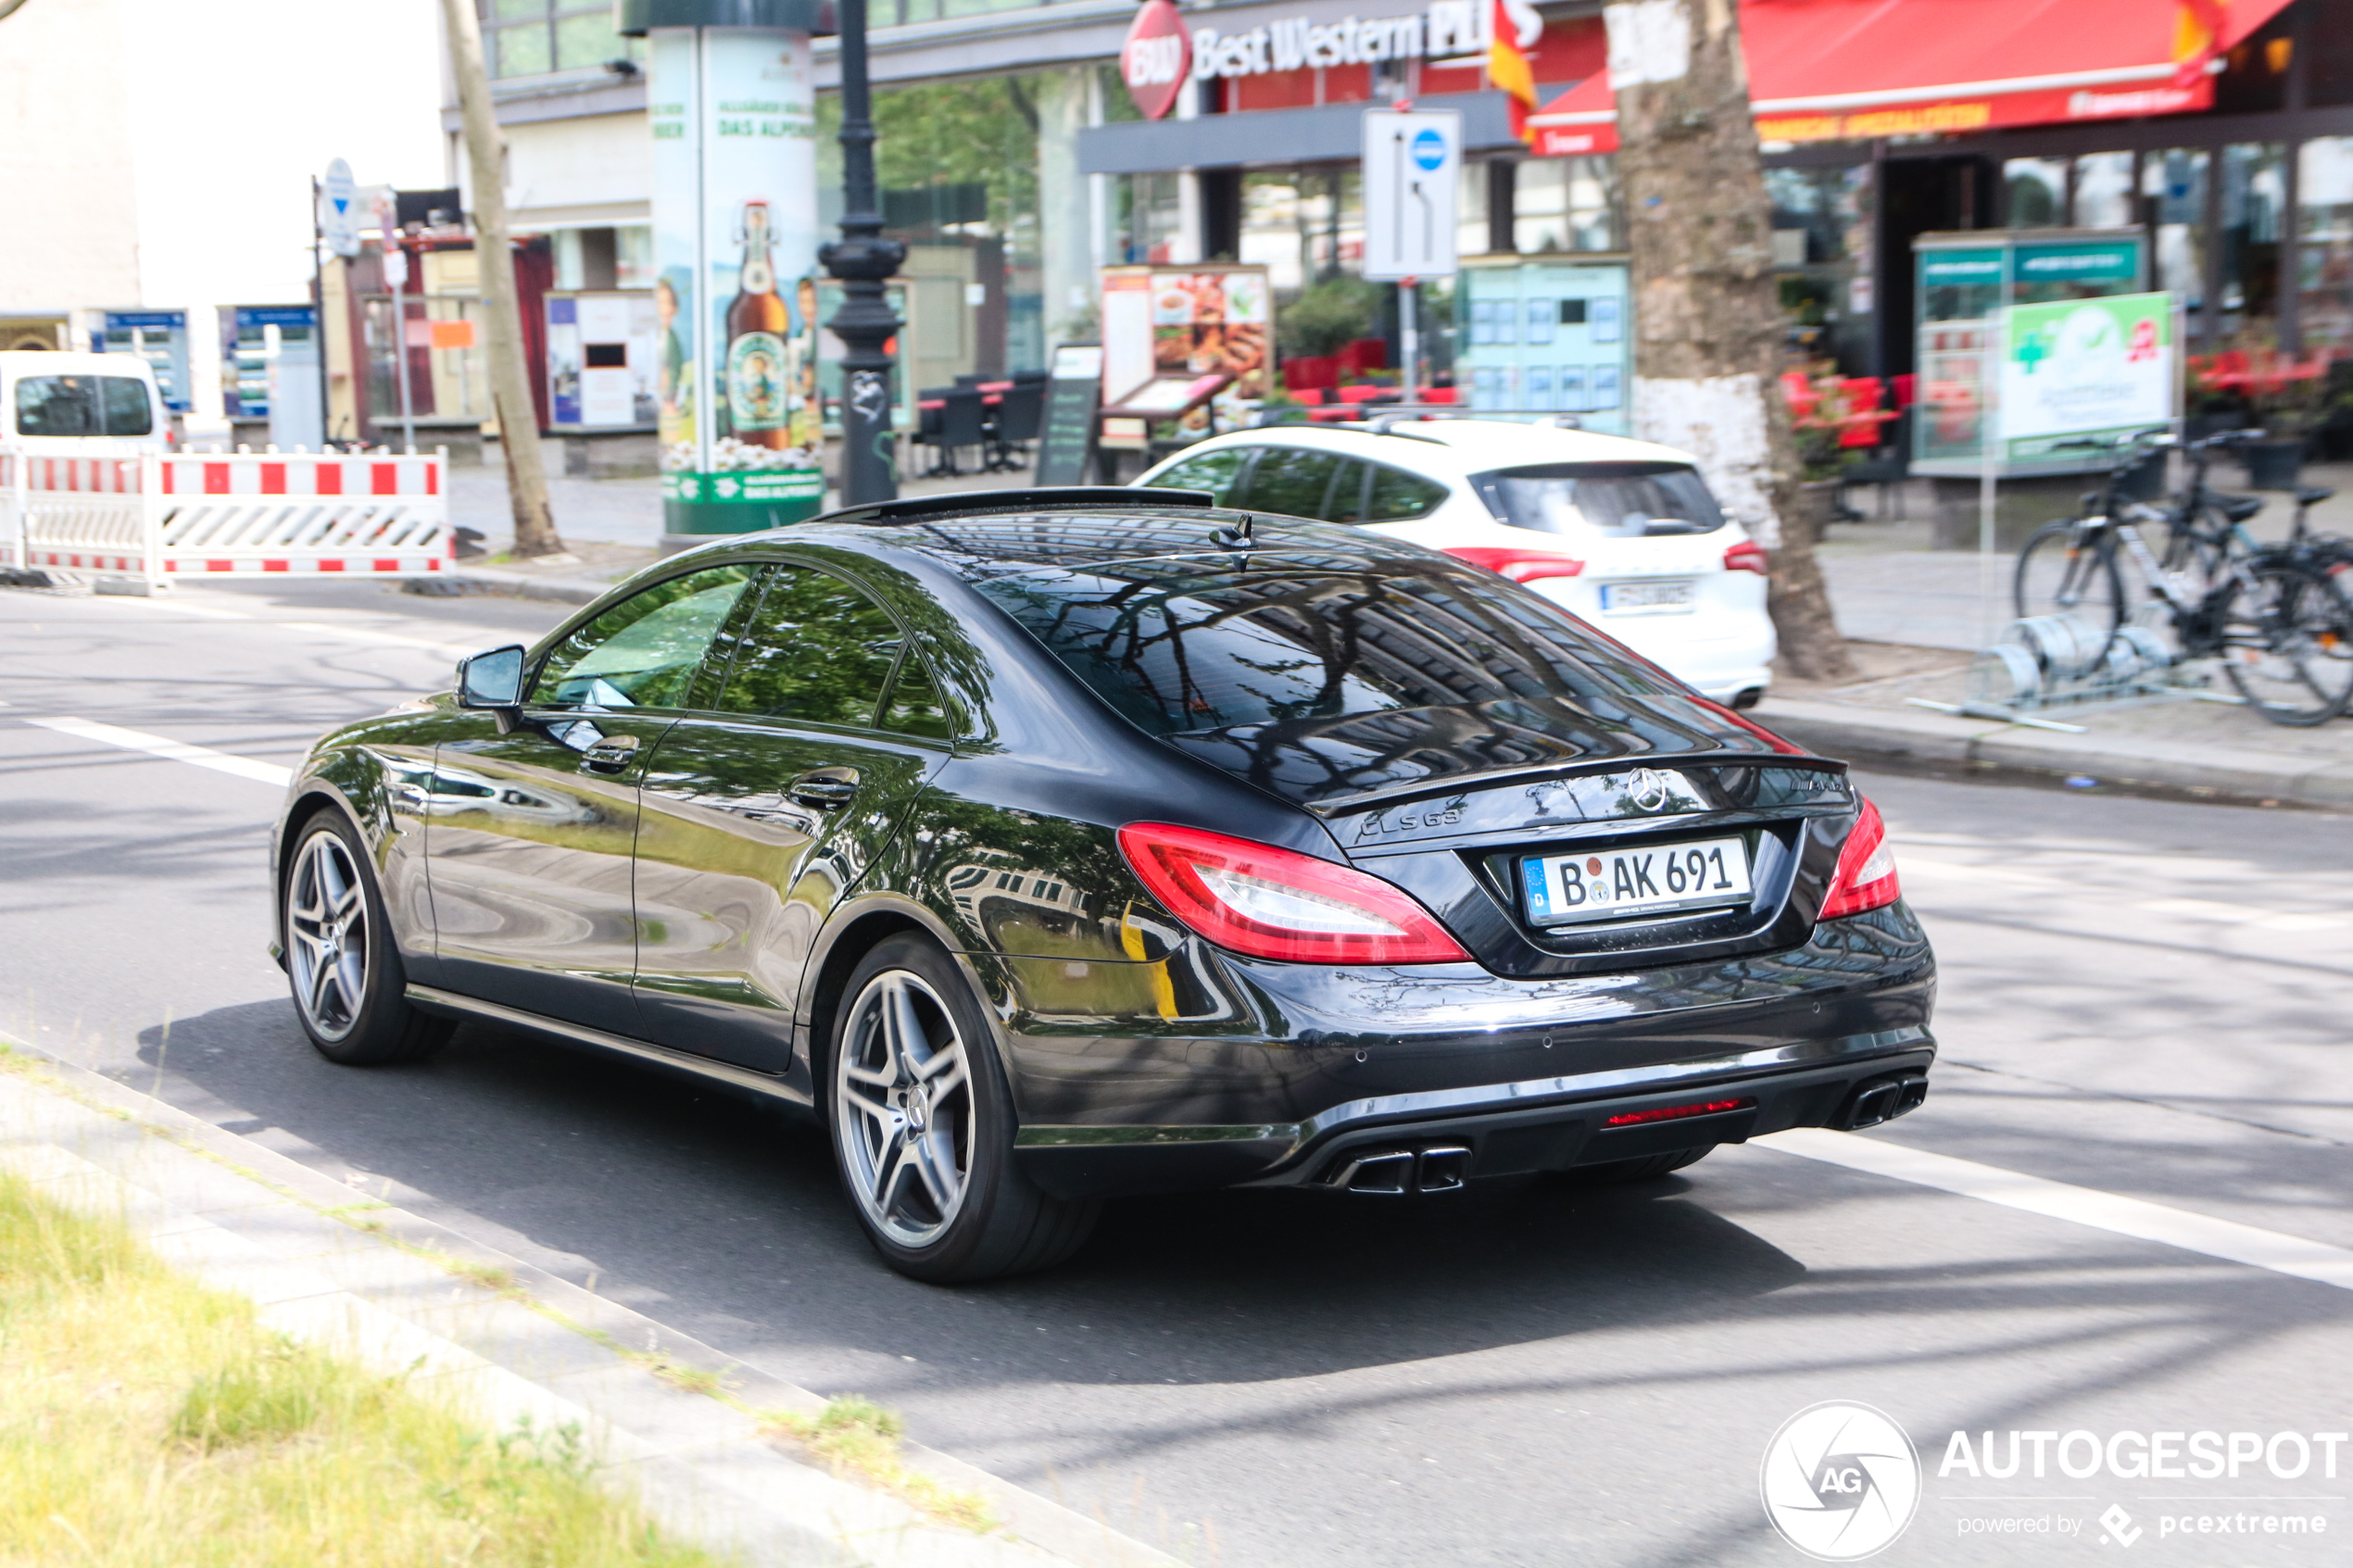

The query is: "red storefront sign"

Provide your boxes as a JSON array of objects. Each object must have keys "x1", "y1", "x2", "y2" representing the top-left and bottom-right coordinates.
[
  {"x1": 1528, "y1": 0, "x2": 2291, "y2": 157},
  {"x1": 1123, "y1": 0, "x2": 1193, "y2": 120}
]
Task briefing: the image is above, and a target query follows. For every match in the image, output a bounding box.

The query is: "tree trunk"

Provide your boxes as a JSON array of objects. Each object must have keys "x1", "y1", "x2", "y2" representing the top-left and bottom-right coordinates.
[
  {"x1": 439, "y1": 0, "x2": 564, "y2": 558},
  {"x1": 1604, "y1": 0, "x2": 1852, "y2": 683}
]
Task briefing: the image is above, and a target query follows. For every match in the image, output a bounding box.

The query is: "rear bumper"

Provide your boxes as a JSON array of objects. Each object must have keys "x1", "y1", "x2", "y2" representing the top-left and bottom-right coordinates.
[{"x1": 1013, "y1": 1030, "x2": 1933, "y2": 1198}]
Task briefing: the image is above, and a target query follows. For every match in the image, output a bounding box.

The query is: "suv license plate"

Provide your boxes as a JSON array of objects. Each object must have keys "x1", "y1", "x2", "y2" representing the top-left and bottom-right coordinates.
[
  {"x1": 1600, "y1": 579, "x2": 1696, "y2": 613},
  {"x1": 1520, "y1": 835, "x2": 1753, "y2": 926}
]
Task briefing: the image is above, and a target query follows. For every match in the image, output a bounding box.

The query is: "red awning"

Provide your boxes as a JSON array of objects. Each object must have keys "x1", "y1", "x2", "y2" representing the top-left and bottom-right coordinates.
[{"x1": 1529, "y1": 0, "x2": 2294, "y2": 156}]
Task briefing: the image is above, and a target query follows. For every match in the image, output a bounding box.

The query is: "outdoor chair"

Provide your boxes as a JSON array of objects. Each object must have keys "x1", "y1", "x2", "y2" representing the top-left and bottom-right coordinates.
[{"x1": 987, "y1": 383, "x2": 1044, "y2": 471}]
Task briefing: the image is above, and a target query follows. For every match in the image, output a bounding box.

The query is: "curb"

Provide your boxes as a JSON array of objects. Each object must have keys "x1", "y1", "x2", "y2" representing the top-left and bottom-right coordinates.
[
  {"x1": 411, "y1": 563, "x2": 626, "y2": 605},
  {"x1": 1755, "y1": 696, "x2": 2353, "y2": 809},
  {"x1": 0, "y1": 1043, "x2": 1186, "y2": 1568}
]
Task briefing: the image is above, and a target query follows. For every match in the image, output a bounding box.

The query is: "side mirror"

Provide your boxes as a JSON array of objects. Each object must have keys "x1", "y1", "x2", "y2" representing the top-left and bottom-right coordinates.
[{"x1": 458, "y1": 645, "x2": 526, "y2": 710}]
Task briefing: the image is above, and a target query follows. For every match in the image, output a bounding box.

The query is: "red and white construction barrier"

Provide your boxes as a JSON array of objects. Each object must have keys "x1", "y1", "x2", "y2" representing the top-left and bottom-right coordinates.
[{"x1": 2, "y1": 445, "x2": 451, "y2": 590}]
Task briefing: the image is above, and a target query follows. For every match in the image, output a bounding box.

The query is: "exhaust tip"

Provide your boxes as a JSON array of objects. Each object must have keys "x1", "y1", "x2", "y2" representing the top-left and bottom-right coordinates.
[
  {"x1": 1331, "y1": 1150, "x2": 1415, "y2": 1194},
  {"x1": 1842, "y1": 1072, "x2": 1929, "y2": 1131},
  {"x1": 1416, "y1": 1145, "x2": 1469, "y2": 1193}
]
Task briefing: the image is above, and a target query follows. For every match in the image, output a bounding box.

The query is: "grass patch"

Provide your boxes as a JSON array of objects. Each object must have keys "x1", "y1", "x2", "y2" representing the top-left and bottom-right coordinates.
[
  {"x1": 766, "y1": 1397, "x2": 997, "y2": 1534},
  {"x1": 0, "y1": 1170, "x2": 728, "y2": 1568}
]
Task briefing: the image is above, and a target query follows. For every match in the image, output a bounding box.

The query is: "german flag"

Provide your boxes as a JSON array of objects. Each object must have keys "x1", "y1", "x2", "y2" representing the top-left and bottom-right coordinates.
[{"x1": 1489, "y1": 0, "x2": 1539, "y2": 145}]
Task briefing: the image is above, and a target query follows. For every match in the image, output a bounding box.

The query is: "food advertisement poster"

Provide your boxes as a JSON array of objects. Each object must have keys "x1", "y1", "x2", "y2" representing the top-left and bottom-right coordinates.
[
  {"x1": 1101, "y1": 265, "x2": 1270, "y2": 422},
  {"x1": 648, "y1": 27, "x2": 824, "y2": 534}
]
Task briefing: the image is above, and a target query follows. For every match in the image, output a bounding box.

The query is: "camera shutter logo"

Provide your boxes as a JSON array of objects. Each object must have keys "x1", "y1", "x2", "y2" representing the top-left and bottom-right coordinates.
[{"x1": 1759, "y1": 1401, "x2": 1921, "y2": 1561}]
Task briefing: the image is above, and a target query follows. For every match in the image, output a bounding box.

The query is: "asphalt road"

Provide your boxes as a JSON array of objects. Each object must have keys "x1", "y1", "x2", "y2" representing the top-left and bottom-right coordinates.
[{"x1": 5, "y1": 577, "x2": 2350, "y2": 1568}]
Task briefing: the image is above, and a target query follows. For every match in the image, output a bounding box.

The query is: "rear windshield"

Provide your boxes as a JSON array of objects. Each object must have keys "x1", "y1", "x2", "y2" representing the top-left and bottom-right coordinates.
[
  {"x1": 1474, "y1": 462, "x2": 1725, "y2": 538},
  {"x1": 13, "y1": 374, "x2": 155, "y2": 437},
  {"x1": 971, "y1": 553, "x2": 1678, "y2": 738}
]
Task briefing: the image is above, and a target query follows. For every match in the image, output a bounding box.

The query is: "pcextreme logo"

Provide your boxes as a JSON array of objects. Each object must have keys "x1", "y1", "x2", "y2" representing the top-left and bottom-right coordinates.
[{"x1": 1761, "y1": 1402, "x2": 1923, "y2": 1561}]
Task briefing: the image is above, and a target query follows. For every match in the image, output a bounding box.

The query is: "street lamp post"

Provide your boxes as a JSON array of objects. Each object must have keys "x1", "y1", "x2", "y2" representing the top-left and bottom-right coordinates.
[{"x1": 821, "y1": 0, "x2": 905, "y2": 507}]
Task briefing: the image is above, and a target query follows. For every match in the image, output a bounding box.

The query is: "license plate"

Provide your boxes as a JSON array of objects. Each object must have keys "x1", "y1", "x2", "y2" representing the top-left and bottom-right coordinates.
[
  {"x1": 1599, "y1": 578, "x2": 1696, "y2": 614},
  {"x1": 1520, "y1": 835, "x2": 1753, "y2": 926}
]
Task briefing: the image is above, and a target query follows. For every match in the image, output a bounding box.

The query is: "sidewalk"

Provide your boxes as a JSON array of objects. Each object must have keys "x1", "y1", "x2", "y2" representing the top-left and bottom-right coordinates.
[{"x1": 0, "y1": 1041, "x2": 1182, "y2": 1568}]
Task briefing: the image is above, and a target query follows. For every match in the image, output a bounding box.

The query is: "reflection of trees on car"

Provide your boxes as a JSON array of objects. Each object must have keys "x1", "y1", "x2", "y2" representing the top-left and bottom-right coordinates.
[{"x1": 974, "y1": 553, "x2": 1721, "y2": 802}]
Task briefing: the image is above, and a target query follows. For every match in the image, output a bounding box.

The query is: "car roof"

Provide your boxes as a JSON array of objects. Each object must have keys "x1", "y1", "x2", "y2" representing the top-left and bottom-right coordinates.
[
  {"x1": 1177, "y1": 417, "x2": 1704, "y2": 474},
  {"x1": 0, "y1": 351, "x2": 155, "y2": 379},
  {"x1": 662, "y1": 492, "x2": 1437, "y2": 583}
]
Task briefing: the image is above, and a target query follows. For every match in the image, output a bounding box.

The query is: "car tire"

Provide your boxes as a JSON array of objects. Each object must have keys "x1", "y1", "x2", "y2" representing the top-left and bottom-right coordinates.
[
  {"x1": 282, "y1": 809, "x2": 451, "y2": 1067},
  {"x1": 1553, "y1": 1145, "x2": 1715, "y2": 1186},
  {"x1": 825, "y1": 934, "x2": 1098, "y2": 1283}
]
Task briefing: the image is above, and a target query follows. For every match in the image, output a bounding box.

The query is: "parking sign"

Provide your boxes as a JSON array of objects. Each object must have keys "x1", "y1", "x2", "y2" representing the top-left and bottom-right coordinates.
[{"x1": 1361, "y1": 109, "x2": 1460, "y2": 280}]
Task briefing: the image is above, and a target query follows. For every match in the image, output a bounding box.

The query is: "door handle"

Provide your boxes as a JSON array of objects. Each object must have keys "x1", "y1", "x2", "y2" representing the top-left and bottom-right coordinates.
[
  {"x1": 580, "y1": 734, "x2": 642, "y2": 774},
  {"x1": 787, "y1": 767, "x2": 862, "y2": 809}
]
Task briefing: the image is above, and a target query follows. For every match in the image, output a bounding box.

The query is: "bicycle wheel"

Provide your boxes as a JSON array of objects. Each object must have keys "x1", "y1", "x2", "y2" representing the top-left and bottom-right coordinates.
[
  {"x1": 2218, "y1": 556, "x2": 2353, "y2": 726},
  {"x1": 2014, "y1": 521, "x2": 2125, "y2": 663}
]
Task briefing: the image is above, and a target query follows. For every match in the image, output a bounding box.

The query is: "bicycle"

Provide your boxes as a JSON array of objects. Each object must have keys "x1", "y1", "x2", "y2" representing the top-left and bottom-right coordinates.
[{"x1": 2013, "y1": 429, "x2": 2353, "y2": 725}]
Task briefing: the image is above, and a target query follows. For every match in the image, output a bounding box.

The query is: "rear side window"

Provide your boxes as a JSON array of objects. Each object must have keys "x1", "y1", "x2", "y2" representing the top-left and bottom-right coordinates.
[
  {"x1": 1238, "y1": 446, "x2": 1344, "y2": 520},
  {"x1": 1476, "y1": 462, "x2": 1727, "y2": 537},
  {"x1": 1147, "y1": 446, "x2": 1253, "y2": 504},
  {"x1": 718, "y1": 565, "x2": 907, "y2": 730},
  {"x1": 972, "y1": 553, "x2": 1675, "y2": 738},
  {"x1": 13, "y1": 374, "x2": 156, "y2": 437},
  {"x1": 1365, "y1": 463, "x2": 1449, "y2": 521}
]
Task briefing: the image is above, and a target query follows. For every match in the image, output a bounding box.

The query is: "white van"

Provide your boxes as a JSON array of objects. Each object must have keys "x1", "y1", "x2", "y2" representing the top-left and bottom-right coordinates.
[{"x1": 0, "y1": 351, "x2": 170, "y2": 452}]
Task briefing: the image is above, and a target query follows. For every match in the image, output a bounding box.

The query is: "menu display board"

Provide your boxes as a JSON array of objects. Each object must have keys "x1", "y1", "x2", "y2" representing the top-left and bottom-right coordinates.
[
  {"x1": 1035, "y1": 344, "x2": 1103, "y2": 486},
  {"x1": 1100, "y1": 265, "x2": 1270, "y2": 417}
]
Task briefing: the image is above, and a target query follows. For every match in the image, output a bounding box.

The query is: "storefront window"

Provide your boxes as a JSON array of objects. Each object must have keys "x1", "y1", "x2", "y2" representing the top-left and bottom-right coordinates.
[
  {"x1": 481, "y1": 0, "x2": 640, "y2": 79},
  {"x1": 2073, "y1": 153, "x2": 2135, "y2": 228},
  {"x1": 2003, "y1": 158, "x2": 2067, "y2": 228},
  {"x1": 1513, "y1": 157, "x2": 1620, "y2": 253},
  {"x1": 2145, "y1": 150, "x2": 2209, "y2": 325},
  {"x1": 1457, "y1": 162, "x2": 1491, "y2": 262},
  {"x1": 2297, "y1": 137, "x2": 2353, "y2": 352},
  {"x1": 1117, "y1": 172, "x2": 1184, "y2": 266},
  {"x1": 1766, "y1": 166, "x2": 1871, "y2": 369},
  {"x1": 2219, "y1": 143, "x2": 2284, "y2": 345}
]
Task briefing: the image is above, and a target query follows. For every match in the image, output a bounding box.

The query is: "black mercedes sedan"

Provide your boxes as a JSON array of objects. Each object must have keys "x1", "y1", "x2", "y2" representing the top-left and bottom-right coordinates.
[{"x1": 271, "y1": 489, "x2": 1934, "y2": 1281}]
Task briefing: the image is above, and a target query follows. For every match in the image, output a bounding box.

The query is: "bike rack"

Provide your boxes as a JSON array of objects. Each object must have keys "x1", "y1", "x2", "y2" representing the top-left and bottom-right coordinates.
[{"x1": 1911, "y1": 611, "x2": 2228, "y2": 730}]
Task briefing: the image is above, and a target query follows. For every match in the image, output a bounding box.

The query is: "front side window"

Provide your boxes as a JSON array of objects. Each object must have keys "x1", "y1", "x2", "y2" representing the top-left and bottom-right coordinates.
[
  {"x1": 1147, "y1": 446, "x2": 1254, "y2": 504},
  {"x1": 1475, "y1": 462, "x2": 1727, "y2": 538},
  {"x1": 974, "y1": 552, "x2": 1676, "y2": 739},
  {"x1": 533, "y1": 566, "x2": 760, "y2": 709},
  {"x1": 14, "y1": 375, "x2": 154, "y2": 437},
  {"x1": 718, "y1": 566, "x2": 908, "y2": 730}
]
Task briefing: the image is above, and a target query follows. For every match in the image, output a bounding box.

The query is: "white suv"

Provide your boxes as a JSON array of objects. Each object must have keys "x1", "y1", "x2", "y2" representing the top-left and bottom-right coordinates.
[{"x1": 1136, "y1": 420, "x2": 1776, "y2": 707}]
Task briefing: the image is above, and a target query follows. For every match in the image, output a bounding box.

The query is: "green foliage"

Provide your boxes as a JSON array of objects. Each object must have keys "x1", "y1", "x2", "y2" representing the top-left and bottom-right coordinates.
[
  {"x1": 817, "y1": 77, "x2": 1041, "y2": 245},
  {"x1": 1278, "y1": 278, "x2": 1384, "y2": 360},
  {"x1": 170, "y1": 1344, "x2": 324, "y2": 1450}
]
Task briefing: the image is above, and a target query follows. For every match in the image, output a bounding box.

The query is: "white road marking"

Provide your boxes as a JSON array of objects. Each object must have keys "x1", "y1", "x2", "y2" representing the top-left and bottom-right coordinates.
[
  {"x1": 1762, "y1": 1128, "x2": 2353, "y2": 1293},
  {"x1": 1902, "y1": 854, "x2": 2346, "y2": 932},
  {"x1": 27, "y1": 716, "x2": 294, "y2": 788}
]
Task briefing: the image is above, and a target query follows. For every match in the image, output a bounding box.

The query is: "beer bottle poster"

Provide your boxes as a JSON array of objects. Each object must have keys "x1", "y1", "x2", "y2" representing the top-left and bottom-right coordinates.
[{"x1": 648, "y1": 27, "x2": 824, "y2": 536}]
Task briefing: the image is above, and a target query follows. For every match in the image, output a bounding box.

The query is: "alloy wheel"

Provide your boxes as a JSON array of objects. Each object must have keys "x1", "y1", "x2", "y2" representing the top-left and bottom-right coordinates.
[
  {"x1": 835, "y1": 970, "x2": 975, "y2": 1248},
  {"x1": 287, "y1": 828, "x2": 369, "y2": 1042}
]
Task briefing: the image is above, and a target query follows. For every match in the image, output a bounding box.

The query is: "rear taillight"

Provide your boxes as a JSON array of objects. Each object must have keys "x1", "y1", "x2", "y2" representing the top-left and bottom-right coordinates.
[
  {"x1": 1117, "y1": 822, "x2": 1470, "y2": 964},
  {"x1": 1724, "y1": 541, "x2": 1768, "y2": 575},
  {"x1": 1444, "y1": 546, "x2": 1586, "y2": 583},
  {"x1": 1818, "y1": 797, "x2": 1901, "y2": 920}
]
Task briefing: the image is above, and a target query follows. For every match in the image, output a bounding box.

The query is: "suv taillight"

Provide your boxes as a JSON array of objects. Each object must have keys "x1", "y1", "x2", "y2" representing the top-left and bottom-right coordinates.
[
  {"x1": 1818, "y1": 797, "x2": 1901, "y2": 920},
  {"x1": 1724, "y1": 541, "x2": 1768, "y2": 575},
  {"x1": 1444, "y1": 546, "x2": 1586, "y2": 583},
  {"x1": 1117, "y1": 822, "x2": 1469, "y2": 964}
]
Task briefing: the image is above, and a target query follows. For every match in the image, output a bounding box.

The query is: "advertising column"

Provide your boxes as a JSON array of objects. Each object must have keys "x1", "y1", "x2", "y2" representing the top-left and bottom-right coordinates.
[{"x1": 632, "y1": 1, "x2": 828, "y2": 546}]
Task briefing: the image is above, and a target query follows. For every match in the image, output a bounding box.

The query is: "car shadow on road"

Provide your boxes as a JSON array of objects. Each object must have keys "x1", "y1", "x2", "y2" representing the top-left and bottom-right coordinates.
[
  {"x1": 129, "y1": 997, "x2": 2353, "y2": 1403},
  {"x1": 133, "y1": 998, "x2": 1815, "y2": 1375}
]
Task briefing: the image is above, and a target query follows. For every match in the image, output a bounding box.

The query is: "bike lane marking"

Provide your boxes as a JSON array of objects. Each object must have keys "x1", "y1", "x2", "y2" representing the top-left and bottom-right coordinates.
[{"x1": 1761, "y1": 1127, "x2": 2353, "y2": 1293}]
